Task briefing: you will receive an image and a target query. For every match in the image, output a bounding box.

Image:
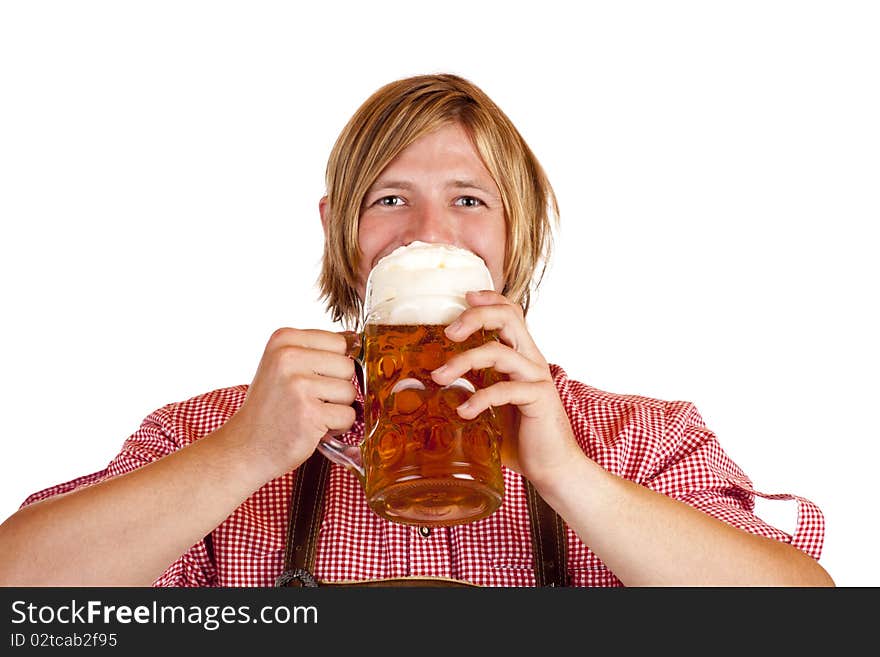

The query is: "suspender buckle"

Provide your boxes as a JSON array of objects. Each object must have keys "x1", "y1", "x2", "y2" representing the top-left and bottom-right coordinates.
[{"x1": 274, "y1": 568, "x2": 319, "y2": 588}]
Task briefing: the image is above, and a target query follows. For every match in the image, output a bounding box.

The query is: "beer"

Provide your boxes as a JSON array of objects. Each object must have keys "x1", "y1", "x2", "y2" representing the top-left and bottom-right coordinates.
[{"x1": 362, "y1": 323, "x2": 509, "y2": 525}]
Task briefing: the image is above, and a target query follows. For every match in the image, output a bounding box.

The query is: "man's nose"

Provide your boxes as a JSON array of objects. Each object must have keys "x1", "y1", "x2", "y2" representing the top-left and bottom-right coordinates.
[{"x1": 405, "y1": 203, "x2": 458, "y2": 245}]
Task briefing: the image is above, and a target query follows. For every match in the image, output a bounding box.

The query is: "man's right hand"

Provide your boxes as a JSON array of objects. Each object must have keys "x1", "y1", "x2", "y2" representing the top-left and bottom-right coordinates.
[{"x1": 223, "y1": 328, "x2": 359, "y2": 481}]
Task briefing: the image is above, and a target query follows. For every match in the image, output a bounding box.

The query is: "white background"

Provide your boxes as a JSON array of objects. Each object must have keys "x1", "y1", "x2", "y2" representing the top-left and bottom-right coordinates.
[{"x1": 1, "y1": 1, "x2": 876, "y2": 586}]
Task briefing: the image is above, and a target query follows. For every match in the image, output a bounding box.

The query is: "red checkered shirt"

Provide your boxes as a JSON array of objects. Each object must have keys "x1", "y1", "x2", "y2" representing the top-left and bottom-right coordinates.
[{"x1": 21, "y1": 364, "x2": 824, "y2": 586}]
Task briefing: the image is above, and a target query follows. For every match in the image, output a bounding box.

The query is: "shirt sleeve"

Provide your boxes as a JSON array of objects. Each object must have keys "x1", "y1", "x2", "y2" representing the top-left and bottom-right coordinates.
[
  {"x1": 19, "y1": 406, "x2": 218, "y2": 587},
  {"x1": 645, "y1": 399, "x2": 825, "y2": 560}
]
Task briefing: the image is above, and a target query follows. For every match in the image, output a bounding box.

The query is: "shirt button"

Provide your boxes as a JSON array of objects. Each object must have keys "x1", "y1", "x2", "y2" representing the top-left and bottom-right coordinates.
[{"x1": 418, "y1": 526, "x2": 431, "y2": 538}]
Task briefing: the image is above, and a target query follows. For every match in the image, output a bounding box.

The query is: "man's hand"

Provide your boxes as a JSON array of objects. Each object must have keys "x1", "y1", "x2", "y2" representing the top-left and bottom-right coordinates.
[
  {"x1": 430, "y1": 290, "x2": 584, "y2": 488},
  {"x1": 226, "y1": 328, "x2": 359, "y2": 480}
]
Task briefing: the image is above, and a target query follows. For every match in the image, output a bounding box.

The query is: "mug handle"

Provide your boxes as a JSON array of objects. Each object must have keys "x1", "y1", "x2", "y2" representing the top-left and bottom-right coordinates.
[
  {"x1": 316, "y1": 436, "x2": 365, "y2": 480},
  {"x1": 316, "y1": 330, "x2": 366, "y2": 480}
]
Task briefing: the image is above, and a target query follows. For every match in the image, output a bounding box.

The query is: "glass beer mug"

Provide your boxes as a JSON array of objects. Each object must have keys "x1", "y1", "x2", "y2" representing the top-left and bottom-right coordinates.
[{"x1": 317, "y1": 241, "x2": 508, "y2": 526}]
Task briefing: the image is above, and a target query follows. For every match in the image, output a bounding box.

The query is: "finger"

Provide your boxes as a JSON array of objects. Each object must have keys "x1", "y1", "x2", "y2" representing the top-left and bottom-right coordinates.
[
  {"x1": 431, "y1": 341, "x2": 548, "y2": 384},
  {"x1": 463, "y1": 289, "x2": 513, "y2": 308},
  {"x1": 445, "y1": 295, "x2": 543, "y2": 363},
  {"x1": 266, "y1": 327, "x2": 352, "y2": 355},
  {"x1": 279, "y1": 347, "x2": 356, "y2": 380},
  {"x1": 456, "y1": 380, "x2": 558, "y2": 420},
  {"x1": 321, "y1": 402, "x2": 358, "y2": 433},
  {"x1": 305, "y1": 376, "x2": 358, "y2": 406}
]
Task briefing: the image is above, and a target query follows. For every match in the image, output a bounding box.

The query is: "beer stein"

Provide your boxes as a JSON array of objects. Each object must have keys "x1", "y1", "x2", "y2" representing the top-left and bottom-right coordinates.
[{"x1": 317, "y1": 241, "x2": 508, "y2": 526}]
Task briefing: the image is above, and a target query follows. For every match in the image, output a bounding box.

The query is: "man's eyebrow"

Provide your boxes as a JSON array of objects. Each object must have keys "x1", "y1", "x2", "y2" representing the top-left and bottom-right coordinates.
[
  {"x1": 366, "y1": 179, "x2": 414, "y2": 193},
  {"x1": 365, "y1": 178, "x2": 500, "y2": 197},
  {"x1": 448, "y1": 179, "x2": 500, "y2": 197}
]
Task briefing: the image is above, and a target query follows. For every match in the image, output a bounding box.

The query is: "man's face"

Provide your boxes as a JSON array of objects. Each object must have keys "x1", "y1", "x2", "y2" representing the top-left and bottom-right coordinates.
[{"x1": 353, "y1": 122, "x2": 507, "y2": 301}]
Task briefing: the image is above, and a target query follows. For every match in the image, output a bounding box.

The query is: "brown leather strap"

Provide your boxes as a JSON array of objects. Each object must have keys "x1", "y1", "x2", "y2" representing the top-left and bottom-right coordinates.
[
  {"x1": 275, "y1": 450, "x2": 331, "y2": 587},
  {"x1": 524, "y1": 477, "x2": 569, "y2": 587},
  {"x1": 275, "y1": 451, "x2": 568, "y2": 587}
]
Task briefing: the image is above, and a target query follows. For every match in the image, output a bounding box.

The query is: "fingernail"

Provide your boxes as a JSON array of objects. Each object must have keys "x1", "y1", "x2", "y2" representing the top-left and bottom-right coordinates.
[
  {"x1": 432, "y1": 364, "x2": 448, "y2": 378},
  {"x1": 457, "y1": 400, "x2": 472, "y2": 415},
  {"x1": 445, "y1": 320, "x2": 462, "y2": 336}
]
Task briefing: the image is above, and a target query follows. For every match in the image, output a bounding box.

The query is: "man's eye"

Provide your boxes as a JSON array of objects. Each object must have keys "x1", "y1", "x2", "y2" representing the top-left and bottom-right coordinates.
[
  {"x1": 377, "y1": 196, "x2": 404, "y2": 207},
  {"x1": 455, "y1": 196, "x2": 483, "y2": 208}
]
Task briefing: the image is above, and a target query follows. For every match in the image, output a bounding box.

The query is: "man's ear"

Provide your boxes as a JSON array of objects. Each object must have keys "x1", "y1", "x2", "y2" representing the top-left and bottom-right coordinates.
[{"x1": 319, "y1": 196, "x2": 329, "y2": 236}]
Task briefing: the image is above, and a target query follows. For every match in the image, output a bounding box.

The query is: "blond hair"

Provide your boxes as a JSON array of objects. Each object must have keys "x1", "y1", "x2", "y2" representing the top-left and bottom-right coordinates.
[{"x1": 319, "y1": 73, "x2": 559, "y2": 329}]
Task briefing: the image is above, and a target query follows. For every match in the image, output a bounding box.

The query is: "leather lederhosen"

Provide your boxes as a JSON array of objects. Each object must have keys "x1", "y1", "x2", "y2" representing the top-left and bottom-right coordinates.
[{"x1": 274, "y1": 450, "x2": 569, "y2": 588}]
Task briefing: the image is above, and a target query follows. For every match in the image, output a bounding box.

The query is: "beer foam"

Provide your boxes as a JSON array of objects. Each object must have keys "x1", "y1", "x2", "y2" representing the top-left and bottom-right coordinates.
[{"x1": 364, "y1": 241, "x2": 495, "y2": 325}]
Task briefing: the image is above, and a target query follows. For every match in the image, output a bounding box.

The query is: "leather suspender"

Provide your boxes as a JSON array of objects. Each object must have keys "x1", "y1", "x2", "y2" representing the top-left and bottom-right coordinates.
[
  {"x1": 274, "y1": 448, "x2": 332, "y2": 588},
  {"x1": 524, "y1": 477, "x2": 569, "y2": 586},
  {"x1": 275, "y1": 451, "x2": 568, "y2": 587}
]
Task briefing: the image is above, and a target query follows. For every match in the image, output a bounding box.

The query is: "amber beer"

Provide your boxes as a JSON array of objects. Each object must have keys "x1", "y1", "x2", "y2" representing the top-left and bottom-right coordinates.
[{"x1": 362, "y1": 322, "x2": 510, "y2": 525}]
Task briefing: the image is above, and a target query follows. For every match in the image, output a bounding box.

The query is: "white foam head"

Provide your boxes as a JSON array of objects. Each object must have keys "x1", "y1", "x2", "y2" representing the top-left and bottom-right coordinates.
[{"x1": 364, "y1": 241, "x2": 495, "y2": 325}]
